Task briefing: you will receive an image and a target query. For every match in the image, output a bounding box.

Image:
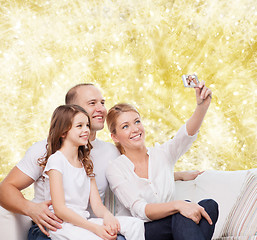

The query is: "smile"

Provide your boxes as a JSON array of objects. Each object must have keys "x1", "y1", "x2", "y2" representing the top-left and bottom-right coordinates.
[
  {"x1": 130, "y1": 133, "x2": 142, "y2": 140},
  {"x1": 93, "y1": 115, "x2": 103, "y2": 120},
  {"x1": 80, "y1": 134, "x2": 89, "y2": 139}
]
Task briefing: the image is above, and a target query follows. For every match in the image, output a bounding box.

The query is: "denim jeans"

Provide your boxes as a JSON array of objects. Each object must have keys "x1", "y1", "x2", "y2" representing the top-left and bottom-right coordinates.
[
  {"x1": 28, "y1": 223, "x2": 126, "y2": 240},
  {"x1": 144, "y1": 199, "x2": 219, "y2": 240},
  {"x1": 28, "y1": 223, "x2": 50, "y2": 240}
]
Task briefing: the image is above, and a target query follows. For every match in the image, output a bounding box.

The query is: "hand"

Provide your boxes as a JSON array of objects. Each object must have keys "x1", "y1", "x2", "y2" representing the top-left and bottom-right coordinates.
[
  {"x1": 93, "y1": 224, "x2": 117, "y2": 240},
  {"x1": 28, "y1": 200, "x2": 62, "y2": 236},
  {"x1": 177, "y1": 200, "x2": 213, "y2": 225},
  {"x1": 103, "y1": 212, "x2": 120, "y2": 236},
  {"x1": 181, "y1": 170, "x2": 204, "y2": 181},
  {"x1": 195, "y1": 81, "x2": 212, "y2": 106}
]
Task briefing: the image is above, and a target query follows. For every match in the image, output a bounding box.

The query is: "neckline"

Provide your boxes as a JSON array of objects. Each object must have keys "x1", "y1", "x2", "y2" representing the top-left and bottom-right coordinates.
[
  {"x1": 57, "y1": 151, "x2": 84, "y2": 169},
  {"x1": 122, "y1": 150, "x2": 151, "y2": 180}
]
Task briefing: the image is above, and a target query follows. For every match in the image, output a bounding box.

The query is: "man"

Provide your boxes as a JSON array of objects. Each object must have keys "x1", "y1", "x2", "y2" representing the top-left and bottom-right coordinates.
[{"x1": 0, "y1": 83, "x2": 201, "y2": 240}]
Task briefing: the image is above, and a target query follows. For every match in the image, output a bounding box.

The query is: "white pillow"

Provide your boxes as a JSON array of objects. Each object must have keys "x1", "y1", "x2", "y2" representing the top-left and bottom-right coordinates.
[
  {"x1": 175, "y1": 170, "x2": 249, "y2": 239},
  {"x1": 220, "y1": 170, "x2": 257, "y2": 239}
]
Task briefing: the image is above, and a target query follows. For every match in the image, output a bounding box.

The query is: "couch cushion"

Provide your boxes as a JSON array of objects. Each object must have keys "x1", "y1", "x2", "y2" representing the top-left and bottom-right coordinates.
[
  {"x1": 219, "y1": 170, "x2": 257, "y2": 239},
  {"x1": 214, "y1": 237, "x2": 257, "y2": 240},
  {"x1": 175, "y1": 170, "x2": 249, "y2": 239}
]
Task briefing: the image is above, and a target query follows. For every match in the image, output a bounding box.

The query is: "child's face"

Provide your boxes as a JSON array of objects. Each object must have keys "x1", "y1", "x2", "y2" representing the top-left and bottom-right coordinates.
[{"x1": 64, "y1": 112, "x2": 90, "y2": 147}]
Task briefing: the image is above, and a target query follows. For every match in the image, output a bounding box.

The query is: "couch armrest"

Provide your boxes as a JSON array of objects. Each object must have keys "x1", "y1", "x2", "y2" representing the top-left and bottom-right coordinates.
[{"x1": 0, "y1": 206, "x2": 32, "y2": 240}]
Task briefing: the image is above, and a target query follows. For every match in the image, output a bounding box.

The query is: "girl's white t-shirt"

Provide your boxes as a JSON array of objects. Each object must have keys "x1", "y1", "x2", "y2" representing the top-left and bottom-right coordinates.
[{"x1": 43, "y1": 151, "x2": 91, "y2": 218}]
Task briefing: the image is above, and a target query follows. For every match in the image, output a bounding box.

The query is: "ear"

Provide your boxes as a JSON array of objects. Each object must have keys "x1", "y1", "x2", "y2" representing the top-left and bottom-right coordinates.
[
  {"x1": 111, "y1": 133, "x2": 119, "y2": 143},
  {"x1": 61, "y1": 132, "x2": 67, "y2": 139}
]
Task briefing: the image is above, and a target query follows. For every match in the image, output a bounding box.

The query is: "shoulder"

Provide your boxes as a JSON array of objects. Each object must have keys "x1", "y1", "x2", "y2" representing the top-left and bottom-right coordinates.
[
  {"x1": 106, "y1": 155, "x2": 132, "y2": 174},
  {"x1": 47, "y1": 151, "x2": 65, "y2": 165},
  {"x1": 44, "y1": 151, "x2": 66, "y2": 174},
  {"x1": 91, "y1": 139, "x2": 120, "y2": 156},
  {"x1": 26, "y1": 139, "x2": 47, "y2": 156},
  {"x1": 16, "y1": 139, "x2": 47, "y2": 180}
]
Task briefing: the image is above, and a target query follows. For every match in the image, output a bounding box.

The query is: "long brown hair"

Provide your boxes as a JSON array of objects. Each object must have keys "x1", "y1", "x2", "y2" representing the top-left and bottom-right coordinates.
[
  {"x1": 106, "y1": 103, "x2": 140, "y2": 154},
  {"x1": 38, "y1": 104, "x2": 94, "y2": 177}
]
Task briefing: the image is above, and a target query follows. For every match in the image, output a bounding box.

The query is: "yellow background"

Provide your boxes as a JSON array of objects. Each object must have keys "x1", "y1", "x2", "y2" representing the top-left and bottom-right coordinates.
[{"x1": 0, "y1": 0, "x2": 256, "y2": 184}]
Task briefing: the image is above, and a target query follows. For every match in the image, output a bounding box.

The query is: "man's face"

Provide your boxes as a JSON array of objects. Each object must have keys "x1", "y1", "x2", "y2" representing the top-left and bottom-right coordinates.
[{"x1": 75, "y1": 85, "x2": 107, "y2": 132}]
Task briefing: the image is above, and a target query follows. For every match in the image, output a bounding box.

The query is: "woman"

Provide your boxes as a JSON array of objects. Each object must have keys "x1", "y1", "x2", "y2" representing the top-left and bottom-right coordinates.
[{"x1": 106, "y1": 82, "x2": 219, "y2": 240}]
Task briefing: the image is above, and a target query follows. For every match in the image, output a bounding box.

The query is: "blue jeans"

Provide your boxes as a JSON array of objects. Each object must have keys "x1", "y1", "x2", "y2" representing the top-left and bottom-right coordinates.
[
  {"x1": 144, "y1": 199, "x2": 219, "y2": 240},
  {"x1": 28, "y1": 222, "x2": 126, "y2": 240}
]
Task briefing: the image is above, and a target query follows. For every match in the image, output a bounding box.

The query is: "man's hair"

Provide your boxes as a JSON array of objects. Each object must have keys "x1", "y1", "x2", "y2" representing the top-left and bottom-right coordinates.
[{"x1": 65, "y1": 83, "x2": 94, "y2": 104}]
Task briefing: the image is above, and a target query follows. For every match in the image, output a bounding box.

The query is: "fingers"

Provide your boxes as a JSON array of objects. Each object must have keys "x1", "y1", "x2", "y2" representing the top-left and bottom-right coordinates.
[
  {"x1": 103, "y1": 226, "x2": 117, "y2": 240},
  {"x1": 48, "y1": 211, "x2": 63, "y2": 224},
  {"x1": 38, "y1": 223, "x2": 50, "y2": 236},
  {"x1": 116, "y1": 222, "x2": 121, "y2": 232},
  {"x1": 201, "y1": 208, "x2": 213, "y2": 225},
  {"x1": 106, "y1": 225, "x2": 117, "y2": 236}
]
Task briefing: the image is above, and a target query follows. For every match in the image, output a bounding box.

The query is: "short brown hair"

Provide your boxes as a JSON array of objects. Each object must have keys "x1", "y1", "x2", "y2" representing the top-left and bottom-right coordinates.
[{"x1": 65, "y1": 83, "x2": 94, "y2": 104}]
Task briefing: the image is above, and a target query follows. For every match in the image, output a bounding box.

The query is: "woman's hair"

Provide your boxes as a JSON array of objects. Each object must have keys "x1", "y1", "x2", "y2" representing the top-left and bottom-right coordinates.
[
  {"x1": 38, "y1": 104, "x2": 94, "y2": 177},
  {"x1": 106, "y1": 103, "x2": 140, "y2": 154}
]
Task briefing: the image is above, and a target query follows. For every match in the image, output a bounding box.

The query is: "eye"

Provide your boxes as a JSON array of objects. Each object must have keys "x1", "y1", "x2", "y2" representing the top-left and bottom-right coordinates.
[
  {"x1": 76, "y1": 124, "x2": 82, "y2": 128},
  {"x1": 87, "y1": 123, "x2": 90, "y2": 128},
  {"x1": 135, "y1": 120, "x2": 141, "y2": 124},
  {"x1": 122, "y1": 124, "x2": 128, "y2": 129},
  {"x1": 101, "y1": 100, "x2": 105, "y2": 105},
  {"x1": 89, "y1": 101, "x2": 95, "y2": 106}
]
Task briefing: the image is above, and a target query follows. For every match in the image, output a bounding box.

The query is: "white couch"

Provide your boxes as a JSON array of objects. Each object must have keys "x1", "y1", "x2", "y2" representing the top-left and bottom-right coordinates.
[{"x1": 1, "y1": 169, "x2": 256, "y2": 240}]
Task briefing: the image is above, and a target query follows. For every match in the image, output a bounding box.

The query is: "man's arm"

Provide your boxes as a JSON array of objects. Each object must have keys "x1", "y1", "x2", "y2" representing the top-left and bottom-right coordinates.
[
  {"x1": 174, "y1": 170, "x2": 204, "y2": 181},
  {"x1": 0, "y1": 166, "x2": 62, "y2": 236}
]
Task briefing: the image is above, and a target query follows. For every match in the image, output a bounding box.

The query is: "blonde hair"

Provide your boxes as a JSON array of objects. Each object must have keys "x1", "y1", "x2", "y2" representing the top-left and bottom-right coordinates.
[{"x1": 106, "y1": 103, "x2": 140, "y2": 154}]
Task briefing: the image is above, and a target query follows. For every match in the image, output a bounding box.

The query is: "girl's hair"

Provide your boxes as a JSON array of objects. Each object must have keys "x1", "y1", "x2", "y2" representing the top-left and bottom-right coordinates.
[
  {"x1": 38, "y1": 104, "x2": 94, "y2": 177},
  {"x1": 106, "y1": 103, "x2": 140, "y2": 154}
]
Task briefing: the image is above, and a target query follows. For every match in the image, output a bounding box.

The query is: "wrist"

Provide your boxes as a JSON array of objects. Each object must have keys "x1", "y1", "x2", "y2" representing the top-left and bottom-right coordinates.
[
  {"x1": 23, "y1": 200, "x2": 36, "y2": 217},
  {"x1": 174, "y1": 172, "x2": 183, "y2": 181}
]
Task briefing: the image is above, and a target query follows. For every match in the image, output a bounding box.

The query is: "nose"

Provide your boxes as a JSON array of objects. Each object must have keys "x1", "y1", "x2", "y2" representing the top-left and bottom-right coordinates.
[
  {"x1": 83, "y1": 125, "x2": 90, "y2": 133},
  {"x1": 132, "y1": 125, "x2": 139, "y2": 132},
  {"x1": 95, "y1": 102, "x2": 105, "y2": 112}
]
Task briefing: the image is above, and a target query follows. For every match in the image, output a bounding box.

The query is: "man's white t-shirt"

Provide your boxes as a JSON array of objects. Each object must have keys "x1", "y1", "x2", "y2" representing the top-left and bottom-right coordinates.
[{"x1": 16, "y1": 138, "x2": 120, "y2": 204}]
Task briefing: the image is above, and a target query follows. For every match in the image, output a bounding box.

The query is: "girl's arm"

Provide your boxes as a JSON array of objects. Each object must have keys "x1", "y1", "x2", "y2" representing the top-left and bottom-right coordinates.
[
  {"x1": 186, "y1": 81, "x2": 212, "y2": 136},
  {"x1": 89, "y1": 178, "x2": 120, "y2": 235},
  {"x1": 47, "y1": 170, "x2": 116, "y2": 240}
]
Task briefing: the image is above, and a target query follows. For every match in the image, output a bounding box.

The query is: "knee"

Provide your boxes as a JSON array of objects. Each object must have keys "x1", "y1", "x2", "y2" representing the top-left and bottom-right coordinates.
[{"x1": 199, "y1": 199, "x2": 219, "y2": 222}]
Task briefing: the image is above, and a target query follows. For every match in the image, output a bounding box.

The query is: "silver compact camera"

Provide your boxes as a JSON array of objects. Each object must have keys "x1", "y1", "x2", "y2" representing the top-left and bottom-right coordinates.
[{"x1": 182, "y1": 74, "x2": 199, "y2": 88}]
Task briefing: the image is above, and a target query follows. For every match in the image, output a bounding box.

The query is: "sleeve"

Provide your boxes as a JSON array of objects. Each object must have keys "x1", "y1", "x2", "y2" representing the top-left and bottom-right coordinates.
[
  {"x1": 156, "y1": 123, "x2": 198, "y2": 165},
  {"x1": 106, "y1": 161, "x2": 151, "y2": 222},
  {"x1": 43, "y1": 153, "x2": 64, "y2": 178},
  {"x1": 16, "y1": 140, "x2": 47, "y2": 181}
]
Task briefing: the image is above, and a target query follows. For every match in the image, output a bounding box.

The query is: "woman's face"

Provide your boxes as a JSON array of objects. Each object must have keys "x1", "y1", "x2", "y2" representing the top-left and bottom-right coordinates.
[{"x1": 111, "y1": 111, "x2": 145, "y2": 151}]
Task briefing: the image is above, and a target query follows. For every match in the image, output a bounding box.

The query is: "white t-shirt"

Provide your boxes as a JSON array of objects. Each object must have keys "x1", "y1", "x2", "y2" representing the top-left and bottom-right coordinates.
[
  {"x1": 43, "y1": 151, "x2": 91, "y2": 218},
  {"x1": 16, "y1": 138, "x2": 120, "y2": 203},
  {"x1": 106, "y1": 124, "x2": 198, "y2": 221}
]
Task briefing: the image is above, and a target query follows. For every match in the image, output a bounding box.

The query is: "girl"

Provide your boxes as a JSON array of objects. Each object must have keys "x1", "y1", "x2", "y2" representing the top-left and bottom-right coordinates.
[
  {"x1": 39, "y1": 104, "x2": 145, "y2": 240},
  {"x1": 106, "y1": 82, "x2": 219, "y2": 240}
]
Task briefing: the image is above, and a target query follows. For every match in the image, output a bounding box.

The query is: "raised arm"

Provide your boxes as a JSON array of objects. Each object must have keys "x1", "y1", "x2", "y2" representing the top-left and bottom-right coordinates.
[
  {"x1": 0, "y1": 167, "x2": 62, "y2": 236},
  {"x1": 186, "y1": 81, "x2": 212, "y2": 136}
]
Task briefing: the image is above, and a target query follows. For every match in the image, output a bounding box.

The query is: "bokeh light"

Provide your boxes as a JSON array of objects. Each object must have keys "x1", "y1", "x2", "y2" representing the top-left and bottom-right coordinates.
[{"x1": 0, "y1": 0, "x2": 256, "y2": 186}]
